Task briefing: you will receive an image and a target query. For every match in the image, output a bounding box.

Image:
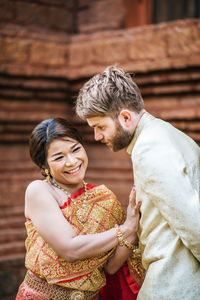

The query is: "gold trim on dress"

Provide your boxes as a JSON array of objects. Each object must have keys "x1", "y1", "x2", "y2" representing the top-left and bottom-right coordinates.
[{"x1": 24, "y1": 271, "x2": 99, "y2": 300}]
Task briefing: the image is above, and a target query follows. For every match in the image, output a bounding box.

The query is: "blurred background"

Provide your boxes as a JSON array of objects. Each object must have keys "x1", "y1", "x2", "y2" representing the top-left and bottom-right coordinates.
[{"x1": 0, "y1": 0, "x2": 200, "y2": 298}]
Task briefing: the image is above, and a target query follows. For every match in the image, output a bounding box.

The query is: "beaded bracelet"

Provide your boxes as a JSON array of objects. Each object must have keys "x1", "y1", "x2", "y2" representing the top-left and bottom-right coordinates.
[{"x1": 115, "y1": 224, "x2": 135, "y2": 250}]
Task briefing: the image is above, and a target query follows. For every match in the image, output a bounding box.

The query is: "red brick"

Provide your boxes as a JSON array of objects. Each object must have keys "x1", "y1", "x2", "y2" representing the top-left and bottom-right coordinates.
[
  {"x1": 167, "y1": 21, "x2": 200, "y2": 57},
  {"x1": 136, "y1": 70, "x2": 200, "y2": 85},
  {"x1": 78, "y1": 0, "x2": 93, "y2": 7},
  {"x1": 0, "y1": 37, "x2": 29, "y2": 63},
  {"x1": 159, "y1": 107, "x2": 200, "y2": 120},
  {"x1": 142, "y1": 82, "x2": 200, "y2": 95},
  {"x1": 68, "y1": 42, "x2": 94, "y2": 67},
  {"x1": 39, "y1": 0, "x2": 74, "y2": 7},
  {"x1": 188, "y1": 132, "x2": 200, "y2": 142},
  {"x1": 0, "y1": 99, "x2": 69, "y2": 113},
  {"x1": 128, "y1": 27, "x2": 167, "y2": 61},
  {"x1": 0, "y1": 145, "x2": 30, "y2": 162},
  {"x1": 93, "y1": 37, "x2": 127, "y2": 64},
  {"x1": 0, "y1": 241, "x2": 25, "y2": 256},
  {"x1": 15, "y1": 1, "x2": 73, "y2": 32},
  {"x1": 0, "y1": 88, "x2": 33, "y2": 98},
  {"x1": 30, "y1": 41, "x2": 68, "y2": 66},
  {"x1": 0, "y1": 0, "x2": 14, "y2": 21},
  {"x1": 171, "y1": 121, "x2": 200, "y2": 132},
  {"x1": 0, "y1": 77, "x2": 68, "y2": 89},
  {"x1": 145, "y1": 96, "x2": 200, "y2": 111},
  {"x1": 0, "y1": 110, "x2": 71, "y2": 122},
  {"x1": 0, "y1": 228, "x2": 26, "y2": 243},
  {"x1": 69, "y1": 32, "x2": 128, "y2": 67},
  {"x1": 48, "y1": 6, "x2": 74, "y2": 32},
  {"x1": 78, "y1": 0, "x2": 125, "y2": 33}
]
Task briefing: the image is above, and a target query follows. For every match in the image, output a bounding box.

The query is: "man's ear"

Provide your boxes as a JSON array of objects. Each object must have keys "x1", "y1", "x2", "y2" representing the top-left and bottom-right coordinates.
[{"x1": 118, "y1": 109, "x2": 133, "y2": 129}]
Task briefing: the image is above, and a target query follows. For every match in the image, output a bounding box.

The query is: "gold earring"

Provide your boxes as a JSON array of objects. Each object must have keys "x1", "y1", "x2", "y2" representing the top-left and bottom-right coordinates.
[{"x1": 45, "y1": 169, "x2": 50, "y2": 182}]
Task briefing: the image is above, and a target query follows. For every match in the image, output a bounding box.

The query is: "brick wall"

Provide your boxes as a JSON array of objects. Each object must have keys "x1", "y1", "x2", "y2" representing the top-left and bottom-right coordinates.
[
  {"x1": 0, "y1": 0, "x2": 75, "y2": 33},
  {"x1": 0, "y1": 0, "x2": 125, "y2": 35}
]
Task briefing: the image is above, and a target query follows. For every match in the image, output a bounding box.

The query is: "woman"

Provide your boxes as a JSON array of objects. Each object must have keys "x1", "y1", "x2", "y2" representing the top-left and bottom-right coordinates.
[{"x1": 16, "y1": 118, "x2": 144, "y2": 300}]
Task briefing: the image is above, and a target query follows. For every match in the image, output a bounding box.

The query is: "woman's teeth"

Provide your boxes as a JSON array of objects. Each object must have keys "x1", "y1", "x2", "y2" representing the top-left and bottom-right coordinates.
[{"x1": 67, "y1": 166, "x2": 80, "y2": 174}]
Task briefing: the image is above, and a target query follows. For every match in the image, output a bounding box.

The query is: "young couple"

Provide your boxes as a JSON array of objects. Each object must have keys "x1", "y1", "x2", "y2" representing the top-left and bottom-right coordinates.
[{"x1": 17, "y1": 66, "x2": 200, "y2": 300}]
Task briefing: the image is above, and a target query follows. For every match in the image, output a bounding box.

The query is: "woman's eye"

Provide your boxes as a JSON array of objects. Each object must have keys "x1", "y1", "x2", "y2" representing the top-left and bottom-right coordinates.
[
  {"x1": 55, "y1": 156, "x2": 63, "y2": 161},
  {"x1": 73, "y1": 147, "x2": 81, "y2": 152}
]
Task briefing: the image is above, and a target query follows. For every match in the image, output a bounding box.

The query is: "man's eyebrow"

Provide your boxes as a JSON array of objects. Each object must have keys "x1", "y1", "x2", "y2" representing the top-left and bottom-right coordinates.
[{"x1": 90, "y1": 123, "x2": 99, "y2": 128}]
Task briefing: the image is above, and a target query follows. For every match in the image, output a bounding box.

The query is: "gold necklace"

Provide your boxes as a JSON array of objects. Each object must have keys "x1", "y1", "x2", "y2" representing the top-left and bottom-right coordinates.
[{"x1": 50, "y1": 178, "x2": 89, "y2": 224}]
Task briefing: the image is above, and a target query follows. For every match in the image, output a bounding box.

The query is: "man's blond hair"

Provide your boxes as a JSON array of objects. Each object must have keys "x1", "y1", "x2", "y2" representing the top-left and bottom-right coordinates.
[{"x1": 76, "y1": 66, "x2": 144, "y2": 119}]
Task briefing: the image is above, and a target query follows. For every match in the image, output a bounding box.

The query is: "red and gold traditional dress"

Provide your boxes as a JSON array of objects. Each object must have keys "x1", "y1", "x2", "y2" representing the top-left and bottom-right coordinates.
[{"x1": 16, "y1": 184, "x2": 144, "y2": 300}]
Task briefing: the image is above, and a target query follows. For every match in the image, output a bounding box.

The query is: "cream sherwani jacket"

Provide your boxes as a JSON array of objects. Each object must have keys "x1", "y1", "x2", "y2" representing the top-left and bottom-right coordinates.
[{"x1": 127, "y1": 112, "x2": 200, "y2": 300}]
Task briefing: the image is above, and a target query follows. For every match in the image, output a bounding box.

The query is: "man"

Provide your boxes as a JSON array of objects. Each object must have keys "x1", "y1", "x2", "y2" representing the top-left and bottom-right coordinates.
[{"x1": 76, "y1": 66, "x2": 200, "y2": 300}]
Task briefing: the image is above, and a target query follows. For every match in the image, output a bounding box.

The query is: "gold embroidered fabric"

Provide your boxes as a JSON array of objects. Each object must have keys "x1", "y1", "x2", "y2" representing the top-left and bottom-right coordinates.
[
  {"x1": 25, "y1": 185, "x2": 125, "y2": 291},
  {"x1": 127, "y1": 246, "x2": 145, "y2": 287},
  {"x1": 20, "y1": 271, "x2": 99, "y2": 300}
]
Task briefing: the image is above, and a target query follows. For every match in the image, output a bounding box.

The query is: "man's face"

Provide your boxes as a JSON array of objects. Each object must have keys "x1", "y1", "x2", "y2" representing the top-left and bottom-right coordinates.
[{"x1": 87, "y1": 116, "x2": 133, "y2": 152}]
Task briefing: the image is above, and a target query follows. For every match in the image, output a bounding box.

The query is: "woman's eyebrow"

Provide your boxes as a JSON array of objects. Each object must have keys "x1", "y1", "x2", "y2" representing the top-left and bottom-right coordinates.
[
  {"x1": 71, "y1": 142, "x2": 79, "y2": 149},
  {"x1": 51, "y1": 152, "x2": 62, "y2": 158}
]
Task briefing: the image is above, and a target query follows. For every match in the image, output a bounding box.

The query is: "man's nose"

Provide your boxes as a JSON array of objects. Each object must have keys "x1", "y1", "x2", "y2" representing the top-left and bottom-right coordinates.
[{"x1": 94, "y1": 129, "x2": 103, "y2": 141}]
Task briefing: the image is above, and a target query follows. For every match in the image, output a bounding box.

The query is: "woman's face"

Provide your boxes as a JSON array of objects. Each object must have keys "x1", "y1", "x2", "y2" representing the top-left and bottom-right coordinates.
[{"x1": 46, "y1": 137, "x2": 88, "y2": 189}]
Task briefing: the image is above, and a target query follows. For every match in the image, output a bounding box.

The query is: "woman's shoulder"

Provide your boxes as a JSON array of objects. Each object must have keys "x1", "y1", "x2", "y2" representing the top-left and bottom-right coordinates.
[
  {"x1": 26, "y1": 179, "x2": 48, "y2": 189},
  {"x1": 26, "y1": 180, "x2": 50, "y2": 197}
]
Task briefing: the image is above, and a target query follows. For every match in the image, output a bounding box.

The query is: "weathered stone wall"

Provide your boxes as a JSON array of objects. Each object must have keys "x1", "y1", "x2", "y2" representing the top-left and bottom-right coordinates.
[
  {"x1": 0, "y1": 1, "x2": 200, "y2": 298},
  {"x1": 0, "y1": 0, "x2": 75, "y2": 34},
  {"x1": 0, "y1": 0, "x2": 126, "y2": 35},
  {"x1": 68, "y1": 19, "x2": 200, "y2": 77}
]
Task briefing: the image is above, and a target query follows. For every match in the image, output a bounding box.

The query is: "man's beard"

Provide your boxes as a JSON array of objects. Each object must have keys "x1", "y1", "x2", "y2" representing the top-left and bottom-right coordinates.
[{"x1": 109, "y1": 121, "x2": 134, "y2": 152}]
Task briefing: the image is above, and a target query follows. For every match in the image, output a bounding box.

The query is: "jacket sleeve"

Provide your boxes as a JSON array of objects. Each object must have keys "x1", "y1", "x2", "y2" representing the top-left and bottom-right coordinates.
[{"x1": 133, "y1": 139, "x2": 200, "y2": 262}]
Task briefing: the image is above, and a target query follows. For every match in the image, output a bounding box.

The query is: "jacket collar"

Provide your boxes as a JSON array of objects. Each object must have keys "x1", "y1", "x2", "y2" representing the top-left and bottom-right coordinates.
[{"x1": 127, "y1": 112, "x2": 155, "y2": 155}]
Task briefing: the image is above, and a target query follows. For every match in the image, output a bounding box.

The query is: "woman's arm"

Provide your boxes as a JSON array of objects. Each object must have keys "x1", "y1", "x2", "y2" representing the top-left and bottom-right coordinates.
[
  {"x1": 104, "y1": 188, "x2": 141, "y2": 274},
  {"x1": 25, "y1": 180, "x2": 137, "y2": 262}
]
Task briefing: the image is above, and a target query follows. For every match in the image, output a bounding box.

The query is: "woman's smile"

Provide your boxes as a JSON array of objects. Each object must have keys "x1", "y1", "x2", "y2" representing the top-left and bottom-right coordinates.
[{"x1": 65, "y1": 164, "x2": 82, "y2": 175}]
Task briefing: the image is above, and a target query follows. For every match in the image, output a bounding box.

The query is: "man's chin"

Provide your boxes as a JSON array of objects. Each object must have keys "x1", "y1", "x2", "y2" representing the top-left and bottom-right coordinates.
[
  {"x1": 108, "y1": 143, "x2": 121, "y2": 152},
  {"x1": 103, "y1": 141, "x2": 123, "y2": 152},
  {"x1": 105, "y1": 143, "x2": 112, "y2": 149},
  {"x1": 103, "y1": 142, "x2": 114, "y2": 151}
]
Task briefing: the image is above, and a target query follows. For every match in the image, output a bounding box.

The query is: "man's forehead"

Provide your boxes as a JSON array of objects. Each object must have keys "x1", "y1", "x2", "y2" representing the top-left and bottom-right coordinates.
[{"x1": 87, "y1": 116, "x2": 111, "y2": 127}]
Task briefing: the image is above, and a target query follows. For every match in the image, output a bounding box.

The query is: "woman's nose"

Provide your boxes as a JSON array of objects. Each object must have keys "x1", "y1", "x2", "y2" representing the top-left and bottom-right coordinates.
[{"x1": 65, "y1": 155, "x2": 76, "y2": 166}]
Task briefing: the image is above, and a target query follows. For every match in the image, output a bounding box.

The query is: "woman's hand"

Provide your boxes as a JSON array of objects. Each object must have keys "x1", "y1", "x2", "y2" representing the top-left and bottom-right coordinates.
[
  {"x1": 121, "y1": 186, "x2": 142, "y2": 237},
  {"x1": 104, "y1": 186, "x2": 141, "y2": 274}
]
